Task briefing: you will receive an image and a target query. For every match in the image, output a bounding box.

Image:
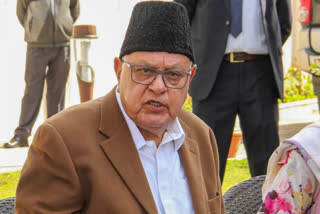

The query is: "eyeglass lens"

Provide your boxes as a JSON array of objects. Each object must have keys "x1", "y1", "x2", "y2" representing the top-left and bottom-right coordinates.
[{"x1": 131, "y1": 66, "x2": 189, "y2": 89}]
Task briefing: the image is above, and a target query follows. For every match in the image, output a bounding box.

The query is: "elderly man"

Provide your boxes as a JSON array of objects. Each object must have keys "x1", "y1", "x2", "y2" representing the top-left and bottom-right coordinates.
[{"x1": 15, "y1": 1, "x2": 224, "y2": 213}]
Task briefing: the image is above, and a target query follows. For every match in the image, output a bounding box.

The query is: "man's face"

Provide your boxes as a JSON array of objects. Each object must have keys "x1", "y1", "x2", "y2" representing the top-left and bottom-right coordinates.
[{"x1": 114, "y1": 51, "x2": 196, "y2": 137}]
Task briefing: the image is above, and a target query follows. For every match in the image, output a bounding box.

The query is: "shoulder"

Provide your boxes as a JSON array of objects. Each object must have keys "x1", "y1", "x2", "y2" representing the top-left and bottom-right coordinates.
[
  {"x1": 40, "y1": 87, "x2": 119, "y2": 143},
  {"x1": 41, "y1": 95, "x2": 113, "y2": 145},
  {"x1": 178, "y1": 108, "x2": 211, "y2": 131},
  {"x1": 178, "y1": 108, "x2": 214, "y2": 143},
  {"x1": 46, "y1": 96, "x2": 104, "y2": 129},
  {"x1": 32, "y1": 95, "x2": 114, "y2": 153}
]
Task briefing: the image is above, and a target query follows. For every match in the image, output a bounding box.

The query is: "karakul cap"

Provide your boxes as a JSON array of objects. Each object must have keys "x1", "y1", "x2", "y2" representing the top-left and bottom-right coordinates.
[{"x1": 120, "y1": 1, "x2": 194, "y2": 62}]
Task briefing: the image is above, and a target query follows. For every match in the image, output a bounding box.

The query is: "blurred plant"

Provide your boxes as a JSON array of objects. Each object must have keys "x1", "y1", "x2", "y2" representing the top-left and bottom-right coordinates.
[
  {"x1": 309, "y1": 64, "x2": 320, "y2": 77},
  {"x1": 281, "y1": 65, "x2": 315, "y2": 103},
  {"x1": 183, "y1": 94, "x2": 192, "y2": 112}
]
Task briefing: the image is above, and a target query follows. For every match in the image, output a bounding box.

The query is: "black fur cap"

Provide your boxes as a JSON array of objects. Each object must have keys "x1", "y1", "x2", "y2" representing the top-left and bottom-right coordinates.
[{"x1": 120, "y1": 1, "x2": 194, "y2": 62}]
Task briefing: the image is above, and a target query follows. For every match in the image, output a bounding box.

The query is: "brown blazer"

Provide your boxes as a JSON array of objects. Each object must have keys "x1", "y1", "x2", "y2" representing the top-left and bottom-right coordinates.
[{"x1": 15, "y1": 87, "x2": 225, "y2": 214}]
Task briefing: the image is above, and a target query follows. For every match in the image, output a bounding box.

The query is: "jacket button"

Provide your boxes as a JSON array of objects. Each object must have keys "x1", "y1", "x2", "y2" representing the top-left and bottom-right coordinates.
[{"x1": 226, "y1": 20, "x2": 230, "y2": 26}]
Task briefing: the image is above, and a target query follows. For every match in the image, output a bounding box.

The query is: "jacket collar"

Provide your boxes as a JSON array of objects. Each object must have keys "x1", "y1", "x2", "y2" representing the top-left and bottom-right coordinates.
[{"x1": 98, "y1": 87, "x2": 206, "y2": 214}]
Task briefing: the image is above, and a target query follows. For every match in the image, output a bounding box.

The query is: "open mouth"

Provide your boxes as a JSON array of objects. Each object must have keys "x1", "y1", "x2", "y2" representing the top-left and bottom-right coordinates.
[{"x1": 149, "y1": 101, "x2": 163, "y2": 107}]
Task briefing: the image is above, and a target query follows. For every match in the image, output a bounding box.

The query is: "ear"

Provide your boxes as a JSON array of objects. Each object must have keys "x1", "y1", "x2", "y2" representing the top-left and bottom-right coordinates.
[
  {"x1": 114, "y1": 57, "x2": 122, "y2": 83},
  {"x1": 188, "y1": 64, "x2": 197, "y2": 82}
]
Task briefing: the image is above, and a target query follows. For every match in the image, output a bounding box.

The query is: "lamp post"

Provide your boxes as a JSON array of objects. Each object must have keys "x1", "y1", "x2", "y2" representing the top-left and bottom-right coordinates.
[{"x1": 72, "y1": 25, "x2": 98, "y2": 103}]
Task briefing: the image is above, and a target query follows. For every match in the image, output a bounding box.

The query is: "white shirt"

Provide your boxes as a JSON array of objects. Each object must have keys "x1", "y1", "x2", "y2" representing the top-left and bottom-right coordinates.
[
  {"x1": 115, "y1": 89, "x2": 195, "y2": 214},
  {"x1": 225, "y1": 0, "x2": 268, "y2": 54}
]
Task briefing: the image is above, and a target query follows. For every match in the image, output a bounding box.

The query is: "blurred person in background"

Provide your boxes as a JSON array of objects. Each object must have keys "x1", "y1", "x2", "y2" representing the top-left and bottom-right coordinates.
[
  {"x1": 175, "y1": 0, "x2": 292, "y2": 182},
  {"x1": 3, "y1": 0, "x2": 80, "y2": 148}
]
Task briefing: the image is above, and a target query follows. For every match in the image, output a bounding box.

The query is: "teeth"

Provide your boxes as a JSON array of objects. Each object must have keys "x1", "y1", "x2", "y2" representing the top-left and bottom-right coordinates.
[{"x1": 150, "y1": 101, "x2": 162, "y2": 107}]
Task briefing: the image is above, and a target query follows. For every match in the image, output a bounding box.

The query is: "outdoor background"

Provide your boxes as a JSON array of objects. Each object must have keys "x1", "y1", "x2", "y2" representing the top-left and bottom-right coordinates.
[
  {"x1": 1, "y1": 0, "x2": 314, "y2": 199},
  {"x1": 0, "y1": 0, "x2": 144, "y2": 142},
  {"x1": 0, "y1": 0, "x2": 293, "y2": 143}
]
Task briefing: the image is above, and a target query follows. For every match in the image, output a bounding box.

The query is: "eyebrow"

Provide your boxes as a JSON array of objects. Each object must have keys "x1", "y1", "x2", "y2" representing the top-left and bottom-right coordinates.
[{"x1": 128, "y1": 59, "x2": 191, "y2": 71}]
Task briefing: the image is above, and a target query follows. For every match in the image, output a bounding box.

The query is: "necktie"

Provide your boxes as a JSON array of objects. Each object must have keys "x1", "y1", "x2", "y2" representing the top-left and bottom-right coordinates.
[{"x1": 230, "y1": 0, "x2": 243, "y2": 38}]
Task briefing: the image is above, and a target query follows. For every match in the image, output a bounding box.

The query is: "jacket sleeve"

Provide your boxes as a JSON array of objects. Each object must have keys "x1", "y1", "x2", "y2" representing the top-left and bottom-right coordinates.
[
  {"x1": 16, "y1": 0, "x2": 27, "y2": 27},
  {"x1": 276, "y1": 0, "x2": 292, "y2": 45},
  {"x1": 70, "y1": 0, "x2": 80, "y2": 23},
  {"x1": 15, "y1": 123, "x2": 83, "y2": 214},
  {"x1": 173, "y1": 0, "x2": 198, "y2": 23}
]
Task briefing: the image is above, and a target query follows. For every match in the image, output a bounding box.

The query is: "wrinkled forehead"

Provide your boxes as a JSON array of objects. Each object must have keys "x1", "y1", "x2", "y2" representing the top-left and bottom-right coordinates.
[{"x1": 123, "y1": 51, "x2": 192, "y2": 68}]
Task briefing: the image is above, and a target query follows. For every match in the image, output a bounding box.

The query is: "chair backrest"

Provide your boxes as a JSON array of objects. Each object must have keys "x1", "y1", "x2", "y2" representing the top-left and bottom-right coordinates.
[
  {"x1": 0, "y1": 176, "x2": 266, "y2": 214},
  {"x1": 0, "y1": 197, "x2": 15, "y2": 214},
  {"x1": 223, "y1": 175, "x2": 266, "y2": 214}
]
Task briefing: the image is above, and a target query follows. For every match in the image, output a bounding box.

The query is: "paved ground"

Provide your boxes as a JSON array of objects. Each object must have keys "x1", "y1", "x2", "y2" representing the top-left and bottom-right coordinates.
[
  {"x1": 235, "y1": 98, "x2": 319, "y2": 159},
  {"x1": 0, "y1": 148, "x2": 28, "y2": 174},
  {"x1": 0, "y1": 98, "x2": 318, "y2": 173}
]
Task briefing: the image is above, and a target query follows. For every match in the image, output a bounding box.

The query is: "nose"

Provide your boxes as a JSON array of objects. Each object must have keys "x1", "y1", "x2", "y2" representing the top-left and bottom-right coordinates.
[{"x1": 149, "y1": 73, "x2": 167, "y2": 93}]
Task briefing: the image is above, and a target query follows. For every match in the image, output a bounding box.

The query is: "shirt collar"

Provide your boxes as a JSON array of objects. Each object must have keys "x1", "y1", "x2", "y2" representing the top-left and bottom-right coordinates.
[{"x1": 115, "y1": 86, "x2": 185, "y2": 151}]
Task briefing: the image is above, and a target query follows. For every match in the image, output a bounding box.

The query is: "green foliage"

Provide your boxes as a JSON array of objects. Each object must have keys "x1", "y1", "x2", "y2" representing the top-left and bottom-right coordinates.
[
  {"x1": 309, "y1": 64, "x2": 320, "y2": 76},
  {"x1": 0, "y1": 170, "x2": 20, "y2": 199},
  {"x1": 222, "y1": 159, "x2": 251, "y2": 194},
  {"x1": 281, "y1": 66, "x2": 316, "y2": 103},
  {"x1": 183, "y1": 94, "x2": 193, "y2": 112}
]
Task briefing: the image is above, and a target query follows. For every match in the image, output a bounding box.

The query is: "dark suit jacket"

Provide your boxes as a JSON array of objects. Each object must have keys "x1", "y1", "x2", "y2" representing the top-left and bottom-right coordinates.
[
  {"x1": 175, "y1": 0, "x2": 292, "y2": 100},
  {"x1": 15, "y1": 87, "x2": 225, "y2": 214}
]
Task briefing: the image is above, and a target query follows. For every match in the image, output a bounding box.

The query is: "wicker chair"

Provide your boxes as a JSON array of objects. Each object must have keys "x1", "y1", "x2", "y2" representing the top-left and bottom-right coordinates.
[
  {"x1": 0, "y1": 197, "x2": 15, "y2": 214},
  {"x1": 0, "y1": 176, "x2": 265, "y2": 214},
  {"x1": 223, "y1": 175, "x2": 266, "y2": 214}
]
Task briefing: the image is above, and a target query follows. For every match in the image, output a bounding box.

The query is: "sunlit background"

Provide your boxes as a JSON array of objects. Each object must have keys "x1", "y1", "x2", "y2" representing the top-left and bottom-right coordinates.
[
  {"x1": 0, "y1": 0, "x2": 144, "y2": 142},
  {"x1": 0, "y1": 0, "x2": 318, "y2": 197},
  {"x1": 0, "y1": 0, "x2": 293, "y2": 144}
]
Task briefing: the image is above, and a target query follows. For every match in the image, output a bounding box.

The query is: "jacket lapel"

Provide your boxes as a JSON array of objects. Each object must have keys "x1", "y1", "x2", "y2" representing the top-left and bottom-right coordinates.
[
  {"x1": 224, "y1": 0, "x2": 231, "y2": 21},
  {"x1": 98, "y1": 87, "x2": 158, "y2": 214},
  {"x1": 179, "y1": 119, "x2": 208, "y2": 214}
]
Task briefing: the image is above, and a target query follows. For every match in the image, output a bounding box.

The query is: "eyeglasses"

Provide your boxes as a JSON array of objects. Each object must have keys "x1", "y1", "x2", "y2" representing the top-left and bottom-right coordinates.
[{"x1": 121, "y1": 60, "x2": 192, "y2": 89}]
